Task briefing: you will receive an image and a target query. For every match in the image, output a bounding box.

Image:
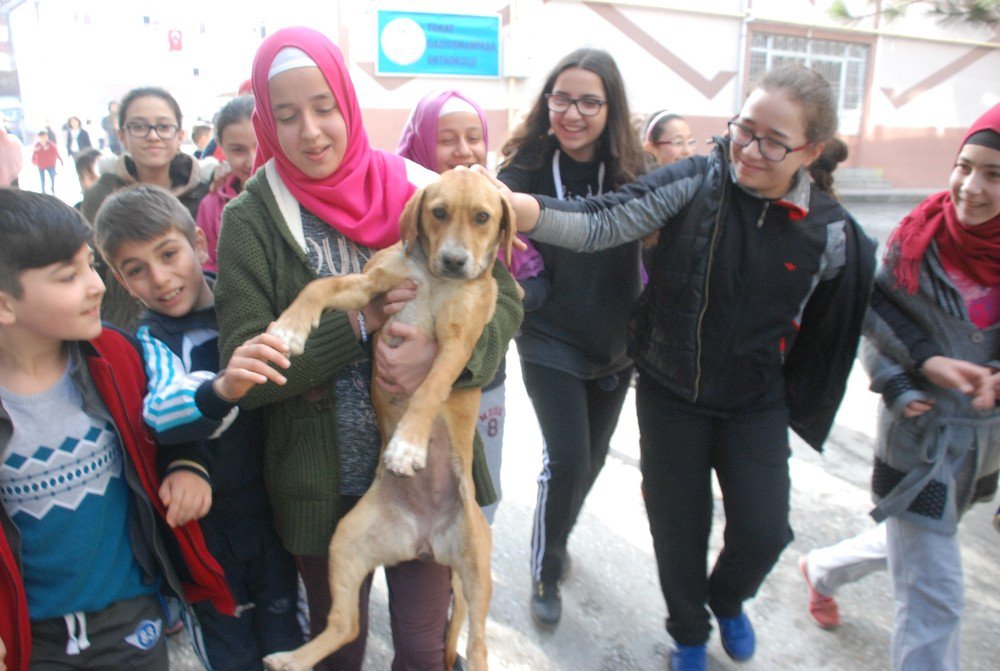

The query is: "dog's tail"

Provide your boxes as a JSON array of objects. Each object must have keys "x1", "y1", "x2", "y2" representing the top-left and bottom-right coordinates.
[{"x1": 445, "y1": 571, "x2": 467, "y2": 669}]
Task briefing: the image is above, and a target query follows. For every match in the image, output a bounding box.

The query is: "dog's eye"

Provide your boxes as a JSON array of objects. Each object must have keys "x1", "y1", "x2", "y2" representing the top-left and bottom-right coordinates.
[
  {"x1": 431, "y1": 207, "x2": 447, "y2": 220},
  {"x1": 474, "y1": 211, "x2": 490, "y2": 225}
]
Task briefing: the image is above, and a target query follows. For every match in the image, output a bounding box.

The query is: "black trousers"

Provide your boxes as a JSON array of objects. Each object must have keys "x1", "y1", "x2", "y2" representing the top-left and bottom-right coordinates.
[
  {"x1": 635, "y1": 373, "x2": 794, "y2": 646},
  {"x1": 521, "y1": 361, "x2": 633, "y2": 584}
]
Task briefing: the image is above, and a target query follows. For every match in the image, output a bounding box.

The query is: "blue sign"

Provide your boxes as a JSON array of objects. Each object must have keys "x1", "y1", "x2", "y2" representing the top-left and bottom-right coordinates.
[{"x1": 377, "y1": 10, "x2": 500, "y2": 78}]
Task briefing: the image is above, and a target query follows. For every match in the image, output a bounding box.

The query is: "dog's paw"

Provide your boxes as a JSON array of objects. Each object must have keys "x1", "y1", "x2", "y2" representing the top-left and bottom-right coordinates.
[
  {"x1": 384, "y1": 436, "x2": 427, "y2": 476},
  {"x1": 262, "y1": 652, "x2": 303, "y2": 671},
  {"x1": 267, "y1": 322, "x2": 308, "y2": 356}
]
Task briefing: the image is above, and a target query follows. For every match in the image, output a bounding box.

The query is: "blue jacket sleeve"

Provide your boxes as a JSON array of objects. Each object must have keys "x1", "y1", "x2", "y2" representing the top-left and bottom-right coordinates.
[{"x1": 138, "y1": 325, "x2": 239, "y2": 445}]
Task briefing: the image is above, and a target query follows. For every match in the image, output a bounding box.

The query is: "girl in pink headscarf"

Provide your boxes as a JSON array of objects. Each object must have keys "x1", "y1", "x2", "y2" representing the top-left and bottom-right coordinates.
[
  {"x1": 397, "y1": 90, "x2": 546, "y2": 529},
  {"x1": 213, "y1": 27, "x2": 522, "y2": 671}
]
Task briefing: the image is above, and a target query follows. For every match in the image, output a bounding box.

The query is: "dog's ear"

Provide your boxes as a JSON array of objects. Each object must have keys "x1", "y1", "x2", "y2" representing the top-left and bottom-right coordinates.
[
  {"x1": 399, "y1": 188, "x2": 426, "y2": 255},
  {"x1": 497, "y1": 191, "x2": 517, "y2": 267}
]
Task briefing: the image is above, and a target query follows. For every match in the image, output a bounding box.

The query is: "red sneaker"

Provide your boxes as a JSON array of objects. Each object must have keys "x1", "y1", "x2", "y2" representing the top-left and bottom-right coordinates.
[{"x1": 799, "y1": 555, "x2": 840, "y2": 629}]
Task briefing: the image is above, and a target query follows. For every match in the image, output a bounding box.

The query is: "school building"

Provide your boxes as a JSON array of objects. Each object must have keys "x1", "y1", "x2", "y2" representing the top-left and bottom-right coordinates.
[{"x1": 4, "y1": 0, "x2": 998, "y2": 188}]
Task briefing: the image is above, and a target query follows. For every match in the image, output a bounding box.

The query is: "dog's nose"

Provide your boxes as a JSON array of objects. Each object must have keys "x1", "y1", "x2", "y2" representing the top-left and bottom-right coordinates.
[{"x1": 440, "y1": 252, "x2": 468, "y2": 275}]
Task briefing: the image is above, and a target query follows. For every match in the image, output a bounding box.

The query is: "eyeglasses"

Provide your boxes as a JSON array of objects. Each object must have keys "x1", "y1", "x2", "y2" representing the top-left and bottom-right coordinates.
[
  {"x1": 123, "y1": 120, "x2": 180, "y2": 140},
  {"x1": 653, "y1": 138, "x2": 699, "y2": 149},
  {"x1": 727, "y1": 119, "x2": 809, "y2": 162},
  {"x1": 545, "y1": 93, "x2": 607, "y2": 117}
]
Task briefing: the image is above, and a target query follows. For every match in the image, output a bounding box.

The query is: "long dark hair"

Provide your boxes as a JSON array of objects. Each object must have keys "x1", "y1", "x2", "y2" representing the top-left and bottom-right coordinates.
[{"x1": 499, "y1": 48, "x2": 646, "y2": 189}]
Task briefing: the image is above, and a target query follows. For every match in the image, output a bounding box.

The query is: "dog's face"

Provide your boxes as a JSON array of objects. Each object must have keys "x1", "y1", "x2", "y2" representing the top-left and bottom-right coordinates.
[{"x1": 399, "y1": 168, "x2": 516, "y2": 280}]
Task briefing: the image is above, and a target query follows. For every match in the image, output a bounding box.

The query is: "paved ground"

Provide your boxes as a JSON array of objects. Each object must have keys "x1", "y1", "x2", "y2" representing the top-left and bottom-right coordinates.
[{"x1": 121, "y1": 194, "x2": 994, "y2": 670}]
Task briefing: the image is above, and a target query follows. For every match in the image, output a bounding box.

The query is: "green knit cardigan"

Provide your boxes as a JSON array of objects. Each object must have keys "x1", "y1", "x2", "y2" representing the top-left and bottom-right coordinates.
[{"x1": 214, "y1": 169, "x2": 523, "y2": 555}]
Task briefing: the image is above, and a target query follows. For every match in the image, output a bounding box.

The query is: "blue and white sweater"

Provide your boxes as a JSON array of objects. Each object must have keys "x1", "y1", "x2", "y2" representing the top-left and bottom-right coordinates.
[{"x1": 137, "y1": 301, "x2": 266, "y2": 514}]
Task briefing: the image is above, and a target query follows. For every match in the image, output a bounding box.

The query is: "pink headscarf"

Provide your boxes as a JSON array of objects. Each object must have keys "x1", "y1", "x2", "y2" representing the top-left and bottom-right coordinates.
[
  {"x1": 250, "y1": 27, "x2": 414, "y2": 249},
  {"x1": 396, "y1": 90, "x2": 489, "y2": 171}
]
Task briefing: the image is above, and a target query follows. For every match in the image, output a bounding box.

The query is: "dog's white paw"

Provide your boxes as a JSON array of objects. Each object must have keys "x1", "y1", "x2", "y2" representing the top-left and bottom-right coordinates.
[
  {"x1": 262, "y1": 652, "x2": 303, "y2": 671},
  {"x1": 384, "y1": 437, "x2": 427, "y2": 476},
  {"x1": 267, "y1": 324, "x2": 308, "y2": 356}
]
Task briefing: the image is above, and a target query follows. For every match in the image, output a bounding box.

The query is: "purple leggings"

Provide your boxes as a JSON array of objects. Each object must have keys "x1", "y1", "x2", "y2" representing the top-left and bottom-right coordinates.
[{"x1": 296, "y1": 554, "x2": 451, "y2": 671}]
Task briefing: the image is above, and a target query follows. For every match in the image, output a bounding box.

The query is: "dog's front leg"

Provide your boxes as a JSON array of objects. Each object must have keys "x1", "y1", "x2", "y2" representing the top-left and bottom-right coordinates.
[
  {"x1": 269, "y1": 258, "x2": 406, "y2": 355},
  {"x1": 382, "y1": 297, "x2": 487, "y2": 476}
]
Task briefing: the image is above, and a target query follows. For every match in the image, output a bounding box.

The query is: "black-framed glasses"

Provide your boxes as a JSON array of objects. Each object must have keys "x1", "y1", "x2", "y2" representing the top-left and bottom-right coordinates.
[
  {"x1": 545, "y1": 93, "x2": 607, "y2": 117},
  {"x1": 727, "y1": 119, "x2": 809, "y2": 162},
  {"x1": 653, "y1": 138, "x2": 699, "y2": 149},
  {"x1": 123, "y1": 120, "x2": 180, "y2": 140}
]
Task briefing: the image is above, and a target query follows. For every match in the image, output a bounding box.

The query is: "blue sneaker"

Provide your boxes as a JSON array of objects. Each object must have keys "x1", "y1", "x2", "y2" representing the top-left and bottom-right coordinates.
[
  {"x1": 670, "y1": 643, "x2": 707, "y2": 671},
  {"x1": 716, "y1": 612, "x2": 755, "y2": 661}
]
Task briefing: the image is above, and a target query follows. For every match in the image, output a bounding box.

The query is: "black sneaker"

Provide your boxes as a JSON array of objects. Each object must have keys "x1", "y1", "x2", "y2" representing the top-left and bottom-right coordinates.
[{"x1": 530, "y1": 579, "x2": 562, "y2": 627}]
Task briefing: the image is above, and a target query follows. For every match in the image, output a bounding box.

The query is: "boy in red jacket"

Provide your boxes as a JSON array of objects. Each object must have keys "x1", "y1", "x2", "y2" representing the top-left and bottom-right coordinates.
[
  {"x1": 29, "y1": 131, "x2": 62, "y2": 195},
  {"x1": 0, "y1": 190, "x2": 233, "y2": 671}
]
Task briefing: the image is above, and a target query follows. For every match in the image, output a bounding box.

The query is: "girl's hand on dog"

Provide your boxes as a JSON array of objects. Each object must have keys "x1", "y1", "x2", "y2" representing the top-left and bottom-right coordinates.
[
  {"x1": 355, "y1": 280, "x2": 419, "y2": 338},
  {"x1": 375, "y1": 322, "x2": 437, "y2": 394}
]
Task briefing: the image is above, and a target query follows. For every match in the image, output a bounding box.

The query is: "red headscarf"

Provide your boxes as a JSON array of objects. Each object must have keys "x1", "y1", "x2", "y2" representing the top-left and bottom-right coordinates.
[
  {"x1": 889, "y1": 102, "x2": 1000, "y2": 292},
  {"x1": 250, "y1": 27, "x2": 414, "y2": 249}
]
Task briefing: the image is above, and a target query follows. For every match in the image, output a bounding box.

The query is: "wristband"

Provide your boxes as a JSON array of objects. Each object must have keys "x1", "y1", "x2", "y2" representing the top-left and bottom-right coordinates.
[{"x1": 357, "y1": 310, "x2": 368, "y2": 343}]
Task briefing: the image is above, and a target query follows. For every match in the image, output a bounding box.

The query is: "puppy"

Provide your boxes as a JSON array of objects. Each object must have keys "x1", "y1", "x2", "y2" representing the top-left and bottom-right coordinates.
[{"x1": 263, "y1": 168, "x2": 514, "y2": 671}]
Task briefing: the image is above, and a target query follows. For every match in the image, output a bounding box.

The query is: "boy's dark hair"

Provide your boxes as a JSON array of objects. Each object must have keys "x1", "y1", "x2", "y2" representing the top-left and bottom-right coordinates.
[
  {"x1": 74, "y1": 147, "x2": 103, "y2": 181},
  {"x1": 213, "y1": 95, "x2": 255, "y2": 145},
  {"x1": 0, "y1": 190, "x2": 94, "y2": 298},
  {"x1": 36, "y1": 130, "x2": 48, "y2": 138},
  {"x1": 94, "y1": 184, "x2": 197, "y2": 264},
  {"x1": 192, "y1": 124, "x2": 213, "y2": 143}
]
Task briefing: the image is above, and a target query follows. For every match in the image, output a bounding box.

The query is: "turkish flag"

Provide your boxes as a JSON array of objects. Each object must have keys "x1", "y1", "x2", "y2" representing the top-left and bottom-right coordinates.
[{"x1": 168, "y1": 30, "x2": 183, "y2": 51}]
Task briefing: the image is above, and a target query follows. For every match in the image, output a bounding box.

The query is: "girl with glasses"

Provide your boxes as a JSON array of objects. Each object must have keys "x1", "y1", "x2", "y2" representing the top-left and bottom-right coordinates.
[
  {"x1": 643, "y1": 110, "x2": 697, "y2": 167},
  {"x1": 81, "y1": 87, "x2": 210, "y2": 332},
  {"x1": 496, "y1": 47, "x2": 647, "y2": 630},
  {"x1": 214, "y1": 28, "x2": 520, "y2": 671},
  {"x1": 498, "y1": 64, "x2": 877, "y2": 670}
]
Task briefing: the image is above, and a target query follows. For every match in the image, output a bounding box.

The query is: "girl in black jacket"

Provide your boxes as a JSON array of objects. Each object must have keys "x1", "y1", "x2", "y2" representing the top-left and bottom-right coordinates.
[
  {"x1": 499, "y1": 65, "x2": 875, "y2": 671},
  {"x1": 496, "y1": 48, "x2": 647, "y2": 630}
]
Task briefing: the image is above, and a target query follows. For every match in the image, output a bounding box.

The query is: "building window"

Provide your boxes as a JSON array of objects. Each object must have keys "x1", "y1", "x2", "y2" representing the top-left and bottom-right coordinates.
[{"x1": 749, "y1": 32, "x2": 869, "y2": 134}]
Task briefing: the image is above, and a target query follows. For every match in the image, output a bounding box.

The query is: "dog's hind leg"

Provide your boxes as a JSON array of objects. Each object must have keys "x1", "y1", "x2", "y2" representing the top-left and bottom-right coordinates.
[
  {"x1": 445, "y1": 570, "x2": 468, "y2": 671},
  {"x1": 452, "y1": 510, "x2": 493, "y2": 671},
  {"x1": 263, "y1": 495, "x2": 401, "y2": 671}
]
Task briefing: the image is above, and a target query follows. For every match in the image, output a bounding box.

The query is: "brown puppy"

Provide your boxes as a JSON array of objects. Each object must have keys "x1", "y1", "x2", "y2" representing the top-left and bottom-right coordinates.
[{"x1": 262, "y1": 168, "x2": 514, "y2": 671}]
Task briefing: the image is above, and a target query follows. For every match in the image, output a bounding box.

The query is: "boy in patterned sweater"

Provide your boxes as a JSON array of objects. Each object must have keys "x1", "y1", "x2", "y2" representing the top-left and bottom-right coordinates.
[{"x1": 0, "y1": 189, "x2": 232, "y2": 671}]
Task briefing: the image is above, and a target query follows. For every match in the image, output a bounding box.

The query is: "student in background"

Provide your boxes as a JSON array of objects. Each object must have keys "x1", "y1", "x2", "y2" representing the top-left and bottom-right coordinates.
[
  {"x1": 496, "y1": 47, "x2": 647, "y2": 630},
  {"x1": 196, "y1": 95, "x2": 257, "y2": 273},
  {"x1": 642, "y1": 110, "x2": 697, "y2": 167},
  {"x1": 30, "y1": 131, "x2": 62, "y2": 195},
  {"x1": 64, "y1": 116, "x2": 93, "y2": 159},
  {"x1": 81, "y1": 86, "x2": 209, "y2": 333}
]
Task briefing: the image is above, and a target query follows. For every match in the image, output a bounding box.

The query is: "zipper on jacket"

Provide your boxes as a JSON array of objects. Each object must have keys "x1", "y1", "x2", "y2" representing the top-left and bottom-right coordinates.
[
  {"x1": 756, "y1": 201, "x2": 770, "y2": 228},
  {"x1": 692, "y1": 172, "x2": 729, "y2": 402}
]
